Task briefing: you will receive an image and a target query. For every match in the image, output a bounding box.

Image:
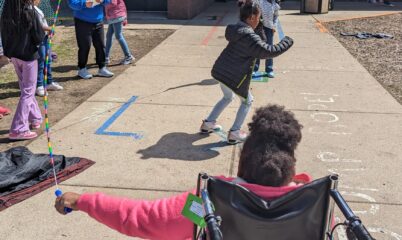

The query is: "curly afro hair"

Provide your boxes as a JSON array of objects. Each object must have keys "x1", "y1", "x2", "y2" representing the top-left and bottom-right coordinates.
[{"x1": 237, "y1": 104, "x2": 303, "y2": 187}]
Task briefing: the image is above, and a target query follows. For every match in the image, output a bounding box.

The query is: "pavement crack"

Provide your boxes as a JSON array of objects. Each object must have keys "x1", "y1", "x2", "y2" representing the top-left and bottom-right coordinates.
[
  {"x1": 344, "y1": 200, "x2": 402, "y2": 206},
  {"x1": 228, "y1": 144, "x2": 237, "y2": 177},
  {"x1": 290, "y1": 108, "x2": 402, "y2": 115}
]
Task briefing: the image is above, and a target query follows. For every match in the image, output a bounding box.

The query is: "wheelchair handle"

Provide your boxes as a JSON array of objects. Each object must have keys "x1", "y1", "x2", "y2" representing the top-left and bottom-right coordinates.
[
  {"x1": 330, "y1": 190, "x2": 375, "y2": 240},
  {"x1": 349, "y1": 221, "x2": 373, "y2": 240},
  {"x1": 201, "y1": 189, "x2": 223, "y2": 240}
]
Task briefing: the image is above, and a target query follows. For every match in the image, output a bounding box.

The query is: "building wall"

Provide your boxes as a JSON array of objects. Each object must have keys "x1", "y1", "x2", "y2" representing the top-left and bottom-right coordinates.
[
  {"x1": 168, "y1": 0, "x2": 214, "y2": 19},
  {"x1": 57, "y1": 0, "x2": 213, "y2": 20}
]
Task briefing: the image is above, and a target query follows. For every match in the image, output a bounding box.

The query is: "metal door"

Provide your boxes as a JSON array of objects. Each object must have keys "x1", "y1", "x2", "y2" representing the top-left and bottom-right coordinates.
[{"x1": 124, "y1": 0, "x2": 167, "y2": 12}]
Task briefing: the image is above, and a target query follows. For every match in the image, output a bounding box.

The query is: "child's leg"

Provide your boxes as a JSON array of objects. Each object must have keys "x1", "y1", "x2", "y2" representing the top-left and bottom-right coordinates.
[
  {"x1": 254, "y1": 59, "x2": 260, "y2": 72},
  {"x1": 230, "y1": 91, "x2": 253, "y2": 131},
  {"x1": 10, "y1": 59, "x2": 41, "y2": 134},
  {"x1": 105, "y1": 24, "x2": 114, "y2": 59},
  {"x1": 206, "y1": 83, "x2": 234, "y2": 122},
  {"x1": 265, "y1": 27, "x2": 274, "y2": 73},
  {"x1": 75, "y1": 18, "x2": 93, "y2": 69},
  {"x1": 92, "y1": 22, "x2": 106, "y2": 69},
  {"x1": 37, "y1": 40, "x2": 46, "y2": 88},
  {"x1": 113, "y1": 22, "x2": 132, "y2": 58},
  {"x1": 44, "y1": 36, "x2": 54, "y2": 84}
]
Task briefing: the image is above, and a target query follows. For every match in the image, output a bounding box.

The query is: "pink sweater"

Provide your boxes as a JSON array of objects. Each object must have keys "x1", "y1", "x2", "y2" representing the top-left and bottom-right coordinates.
[
  {"x1": 77, "y1": 173, "x2": 312, "y2": 240},
  {"x1": 105, "y1": 0, "x2": 127, "y2": 21}
]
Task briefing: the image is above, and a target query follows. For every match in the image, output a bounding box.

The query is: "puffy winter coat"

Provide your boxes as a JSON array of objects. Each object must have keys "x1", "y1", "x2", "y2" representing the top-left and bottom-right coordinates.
[
  {"x1": 211, "y1": 21, "x2": 293, "y2": 99},
  {"x1": 1, "y1": 8, "x2": 45, "y2": 61}
]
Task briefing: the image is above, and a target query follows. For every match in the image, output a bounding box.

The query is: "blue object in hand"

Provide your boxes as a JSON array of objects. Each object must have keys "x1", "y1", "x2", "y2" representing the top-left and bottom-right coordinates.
[{"x1": 55, "y1": 189, "x2": 73, "y2": 214}]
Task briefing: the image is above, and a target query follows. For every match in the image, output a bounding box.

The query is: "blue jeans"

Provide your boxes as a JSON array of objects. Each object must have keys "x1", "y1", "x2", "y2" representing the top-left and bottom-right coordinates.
[
  {"x1": 105, "y1": 21, "x2": 132, "y2": 58},
  {"x1": 206, "y1": 83, "x2": 253, "y2": 131},
  {"x1": 37, "y1": 36, "x2": 53, "y2": 87},
  {"x1": 254, "y1": 27, "x2": 274, "y2": 73}
]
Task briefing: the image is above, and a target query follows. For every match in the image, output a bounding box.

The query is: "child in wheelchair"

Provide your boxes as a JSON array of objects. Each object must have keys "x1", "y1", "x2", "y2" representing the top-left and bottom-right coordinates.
[{"x1": 55, "y1": 104, "x2": 311, "y2": 239}]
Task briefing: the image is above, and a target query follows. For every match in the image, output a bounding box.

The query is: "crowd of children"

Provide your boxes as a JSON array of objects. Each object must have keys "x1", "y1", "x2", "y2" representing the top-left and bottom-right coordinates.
[
  {"x1": 53, "y1": 2, "x2": 298, "y2": 238},
  {"x1": 0, "y1": 0, "x2": 133, "y2": 140},
  {"x1": 0, "y1": 0, "x2": 310, "y2": 238}
]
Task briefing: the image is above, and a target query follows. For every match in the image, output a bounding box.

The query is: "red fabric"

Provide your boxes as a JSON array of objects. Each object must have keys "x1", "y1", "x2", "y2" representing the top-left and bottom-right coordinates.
[
  {"x1": 0, "y1": 106, "x2": 11, "y2": 115},
  {"x1": 217, "y1": 173, "x2": 312, "y2": 200},
  {"x1": 77, "y1": 173, "x2": 312, "y2": 240},
  {"x1": 0, "y1": 158, "x2": 94, "y2": 211},
  {"x1": 105, "y1": 0, "x2": 127, "y2": 21}
]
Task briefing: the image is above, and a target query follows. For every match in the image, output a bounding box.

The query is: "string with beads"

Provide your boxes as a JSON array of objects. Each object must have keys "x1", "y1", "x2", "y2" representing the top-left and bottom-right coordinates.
[{"x1": 42, "y1": 0, "x2": 71, "y2": 210}]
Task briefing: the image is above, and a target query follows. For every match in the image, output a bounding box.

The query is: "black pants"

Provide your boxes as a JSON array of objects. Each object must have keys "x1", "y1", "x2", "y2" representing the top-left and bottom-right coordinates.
[{"x1": 74, "y1": 18, "x2": 105, "y2": 69}]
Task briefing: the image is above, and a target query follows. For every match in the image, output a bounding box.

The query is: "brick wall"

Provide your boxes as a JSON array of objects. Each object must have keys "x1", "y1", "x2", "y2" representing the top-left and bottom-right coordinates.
[{"x1": 168, "y1": 0, "x2": 214, "y2": 19}]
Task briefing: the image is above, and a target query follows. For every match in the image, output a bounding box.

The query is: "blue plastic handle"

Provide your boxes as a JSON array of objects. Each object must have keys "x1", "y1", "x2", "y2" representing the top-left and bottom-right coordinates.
[{"x1": 55, "y1": 189, "x2": 73, "y2": 214}]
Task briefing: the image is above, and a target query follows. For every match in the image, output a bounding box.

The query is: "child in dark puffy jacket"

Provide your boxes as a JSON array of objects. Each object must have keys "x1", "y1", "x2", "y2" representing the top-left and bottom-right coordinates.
[
  {"x1": 200, "y1": 0, "x2": 293, "y2": 144},
  {"x1": 1, "y1": 0, "x2": 45, "y2": 140}
]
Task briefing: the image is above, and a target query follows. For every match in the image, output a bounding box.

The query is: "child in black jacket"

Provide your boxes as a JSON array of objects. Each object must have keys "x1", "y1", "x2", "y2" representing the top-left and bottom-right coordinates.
[
  {"x1": 1, "y1": 0, "x2": 45, "y2": 140},
  {"x1": 200, "y1": 0, "x2": 293, "y2": 144}
]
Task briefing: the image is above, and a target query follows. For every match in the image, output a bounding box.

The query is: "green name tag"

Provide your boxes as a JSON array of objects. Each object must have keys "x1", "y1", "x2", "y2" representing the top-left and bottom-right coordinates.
[{"x1": 181, "y1": 193, "x2": 206, "y2": 227}]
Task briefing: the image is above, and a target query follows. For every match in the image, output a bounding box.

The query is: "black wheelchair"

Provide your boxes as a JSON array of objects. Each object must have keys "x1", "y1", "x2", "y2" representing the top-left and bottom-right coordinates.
[{"x1": 194, "y1": 173, "x2": 374, "y2": 240}]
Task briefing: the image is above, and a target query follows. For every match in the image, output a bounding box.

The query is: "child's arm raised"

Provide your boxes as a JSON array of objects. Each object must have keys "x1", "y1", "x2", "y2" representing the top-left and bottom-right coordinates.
[{"x1": 248, "y1": 33, "x2": 294, "y2": 59}]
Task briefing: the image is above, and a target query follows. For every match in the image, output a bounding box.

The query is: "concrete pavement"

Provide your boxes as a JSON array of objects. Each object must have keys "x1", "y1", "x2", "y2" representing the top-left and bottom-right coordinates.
[{"x1": 1, "y1": 2, "x2": 401, "y2": 239}]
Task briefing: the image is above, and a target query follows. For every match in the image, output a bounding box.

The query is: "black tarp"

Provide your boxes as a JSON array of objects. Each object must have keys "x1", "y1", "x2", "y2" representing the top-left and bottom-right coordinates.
[{"x1": 0, "y1": 146, "x2": 94, "y2": 211}]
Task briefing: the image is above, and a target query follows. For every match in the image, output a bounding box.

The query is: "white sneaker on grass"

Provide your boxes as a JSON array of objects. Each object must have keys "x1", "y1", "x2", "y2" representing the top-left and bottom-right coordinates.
[
  {"x1": 97, "y1": 67, "x2": 114, "y2": 78},
  {"x1": 120, "y1": 55, "x2": 135, "y2": 65},
  {"x1": 78, "y1": 68, "x2": 93, "y2": 79},
  {"x1": 47, "y1": 82, "x2": 63, "y2": 91}
]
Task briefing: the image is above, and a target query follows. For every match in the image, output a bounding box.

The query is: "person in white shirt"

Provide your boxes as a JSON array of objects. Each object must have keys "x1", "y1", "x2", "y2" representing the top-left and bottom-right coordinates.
[
  {"x1": 34, "y1": 0, "x2": 63, "y2": 96},
  {"x1": 254, "y1": 0, "x2": 280, "y2": 78}
]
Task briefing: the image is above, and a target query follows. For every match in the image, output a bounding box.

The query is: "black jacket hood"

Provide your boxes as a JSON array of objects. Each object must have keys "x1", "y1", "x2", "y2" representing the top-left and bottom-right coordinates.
[{"x1": 225, "y1": 21, "x2": 254, "y2": 43}]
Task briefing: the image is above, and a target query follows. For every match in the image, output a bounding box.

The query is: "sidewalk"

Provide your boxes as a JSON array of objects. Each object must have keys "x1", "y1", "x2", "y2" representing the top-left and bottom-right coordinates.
[{"x1": 1, "y1": 2, "x2": 401, "y2": 239}]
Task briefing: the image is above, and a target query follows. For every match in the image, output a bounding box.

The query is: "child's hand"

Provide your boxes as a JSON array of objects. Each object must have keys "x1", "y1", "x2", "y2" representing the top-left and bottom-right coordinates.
[
  {"x1": 86, "y1": 0, "x2": 102, "y2": 8},
  {"x1": 54, "y1": 192, "x2": 81, "y2": 215},
  {"x1": 86, "y1": 1, "x2": 93, "y2": 8},
  {"x1": 123, "y1": 19, "x2": 128, "y2": 26},
  {"x1": 0, "y1": 56, "x2": 10, "y2": 67}
]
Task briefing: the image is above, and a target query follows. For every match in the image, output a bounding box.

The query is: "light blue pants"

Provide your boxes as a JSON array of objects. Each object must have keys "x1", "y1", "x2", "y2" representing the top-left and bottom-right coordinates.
[
  {"x1": 105, "y1": 21, "x2": 132, "y2": 59},
  {"x1": 206, "y1": 83, "x2": 253, "y2": 131}
]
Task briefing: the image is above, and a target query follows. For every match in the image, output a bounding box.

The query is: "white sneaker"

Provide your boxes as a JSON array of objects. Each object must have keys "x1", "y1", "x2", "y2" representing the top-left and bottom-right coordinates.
[
  {"x1": 200, "y1": 120, "x2": 222, "y2": 133},
  {"x1": 227, "y1": 130, "x2": 248, "y2": 144},
  {"x1": 78, "y1": 68, "x2": 93, "y2": 79},
  {"x1": 97, "y1": 67, "x2": 114, "y2": 78},
  {"x1": 120, "y1": 55, "x2": 135, "y2": 65},
  {"x1": 47, "y1": 82, "x2": 63, "y2": 91},
  {"x1": 105, "y1": 57, "x2": 110, "y2": 65},
  {"x1": 36, "y1": 86, "x2": 45, "y2": 97}
]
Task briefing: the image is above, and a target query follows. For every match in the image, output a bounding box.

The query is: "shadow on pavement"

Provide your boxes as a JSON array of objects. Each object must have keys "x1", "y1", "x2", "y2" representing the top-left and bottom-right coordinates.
[
  {"x1": 137, "y1": 132, "x2": 229, "y2": 161},
  {"x1": 164, "y1": 79, "x2": 218, "y2": 92}
]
